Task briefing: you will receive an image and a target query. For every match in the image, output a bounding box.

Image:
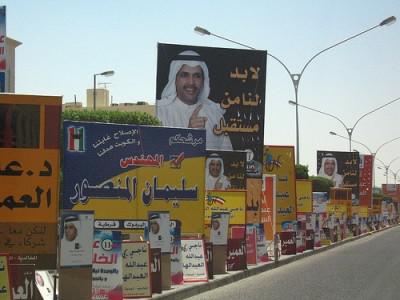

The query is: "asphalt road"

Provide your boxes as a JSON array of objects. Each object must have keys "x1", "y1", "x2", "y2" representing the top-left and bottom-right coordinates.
[{"x1": 186, "y1": 226, "x2": 400, "y2": 300}]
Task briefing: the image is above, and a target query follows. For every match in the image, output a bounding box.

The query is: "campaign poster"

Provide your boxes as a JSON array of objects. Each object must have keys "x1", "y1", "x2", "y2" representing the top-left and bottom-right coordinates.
[
  {"x1": 0, "y1": 254, "x2": 11, "y2": 300},
  {"x1": 279, "y1": 231, "x2": 296, "y2": 255},
  {"x1": 296, "y1": 180, "x2": 312, "y2": 213},
  {"x1": 156, "y1": 43, "x2": 267, "y2": 178},
  {"x1": 60, "y1": 210, "x2": 94, "y2": 267},
  {"x1": 0, "y1": 95, "x2": 61, "y2": 285},
  {"x1": 0, "y1": 6, "x2": 6, "y2": 91},
  {"x1": 359, "y1": 155, "x2": 373, "y2": 206},
  {"x1": 181, "y1": 239, "x2": 208, "y2": 283},
  {"x1": 147, "y1": 212, "x2": 170, "y2": 253},
  {"x1": 92, "y1": 230, "x2": 123, "y2": 300},
  {"x1": 170, "y1": 220, "x2": 183, "y2": 285},
  {"x1": 246, "y1": 178, "x2": 262, "y2": 224},
  {"x1": 226, "y1": 238, "x2": 246, "y2": 271},
  {"x1": 62, "y1": 121, "x2": 206, "y2": 235},
  {"x1": 122, "y1": 241, "x2": 151, "y2": 299},
  {"x1": 263, "y1": 146, "x2": 297, "y2": 232},
  {"x1": 312, "y1": 192, "x2": 328, "y2": 214},
  {"x1": 150, "y1": 248, "x2": 161, "y2": 294},
  {"x1": 205, "y1": 150, "x2": 246, "y2": 191},
  {"x1": 317, "y1": 151, "x2": 360, "y2": 205},
  {"x1": 246, "y1": 225, "x2": 257, "y2": 265},
  {"x1": 210, "y1": 212, "x2": 230, "y2": 246},
  {"x1": 255, "y1": 224, "x2": 268, "y2": 263},
  {"x1": 205, "y1": 190, "x2": 246, "y2": 225},
  {"x1": 34, "y1": 270, "x2": 55, "y2": 300},
  {"x1": 261, "y1": 174, "x2": 276, "y2": 241}
]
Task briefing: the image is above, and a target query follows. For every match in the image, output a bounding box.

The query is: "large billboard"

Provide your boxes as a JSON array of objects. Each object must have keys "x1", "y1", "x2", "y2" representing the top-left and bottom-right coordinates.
[
  {"x1": 63, "y1": 121, "x2": 206, "y2": 234},
  {"x1": 263, "y1": 145, "x2": 297, "y2": 232},
  {"x1": 156, "y1": 43, "x2": 267, "y2": 178},
  {"x1": 317, "y1": 150, "x2": 360, "y2": 205}
]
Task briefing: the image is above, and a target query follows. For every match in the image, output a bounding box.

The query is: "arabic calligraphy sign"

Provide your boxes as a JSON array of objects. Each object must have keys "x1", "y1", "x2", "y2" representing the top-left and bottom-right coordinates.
[
  {"x1": 296, "y1": 180, "x2": 312, "y2": 213},
  {"x1": 226, "y1": 238, "x2": 246, "y2": 271},
  {"x1": 181, "y1": 239, "x2": 208, "y2": 283},
  {"x1": 0, "y1": 253, "x2": 11, "y2": 300},
  {"x1": 122, "y1": 241, "x2": 151, "y2": 299},
  {"x1": 63, "y1": 121, "x2": 206, "y2": 235},
  {"x1": 156, "y1": 43, "x2": 266, "y2": 178},
  {"x1": 263, "y1": 146, "x2": 297, "y2": 232}
]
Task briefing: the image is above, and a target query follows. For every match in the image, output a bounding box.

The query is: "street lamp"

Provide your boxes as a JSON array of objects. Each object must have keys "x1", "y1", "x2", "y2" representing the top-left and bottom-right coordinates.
[
  {"x1": 376, "y1": 156, "x2": 400, "y2": 185},
  {"x1": 93, "y1": 70, "x2": 115, "y2": 111},
  {"x1": 289, "y1": 96, "x2": 400, "y2": 152},
  {"x1": 194, "y1": 16, "x2": 396, "y2": 164}
]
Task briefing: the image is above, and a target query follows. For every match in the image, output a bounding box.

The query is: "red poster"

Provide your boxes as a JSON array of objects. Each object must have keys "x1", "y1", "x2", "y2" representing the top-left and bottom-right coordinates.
[
  {"x1": 359, "y1": 155, "x2": 373, "y2": 207},
  {"x1": 245, "y1": 225, "x2": 257, "y2": 265},
  {"x1": 279, "y1": 232, "x2": 296, "y2": 255},
  {"x1": 261, "y1": 175, "x2": 275, "y2": 241},
  {"x1": 226, "y1": 239, "x2": 246, "y2": 271}
]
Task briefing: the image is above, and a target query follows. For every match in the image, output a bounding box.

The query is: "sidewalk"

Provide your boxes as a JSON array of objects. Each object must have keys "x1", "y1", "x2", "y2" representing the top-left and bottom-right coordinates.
[{"x1": 147, "y1": 225, "x2": 398, "y2": 300}]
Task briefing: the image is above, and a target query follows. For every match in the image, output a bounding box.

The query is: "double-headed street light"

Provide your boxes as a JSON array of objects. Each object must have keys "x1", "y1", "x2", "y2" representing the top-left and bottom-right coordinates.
[
  {"x1": 376, "y1": 156, "x2": 400, "y2": 185},
  {"x1": 289, "y1": 96, "x2": 400, "y2": 152},
  {"x1": 93, "y1": 70, "x2": 115, "y2": 111},
  {"x1": 194, "y1": 16, "x2": 396, "y2": 164}
]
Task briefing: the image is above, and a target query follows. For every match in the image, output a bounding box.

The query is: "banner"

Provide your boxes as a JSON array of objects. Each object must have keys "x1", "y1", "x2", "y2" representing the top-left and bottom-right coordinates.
[
  {"x1": 246, "y1": 178, "x2": 262, "y2": 223},
  {"x1": 156, "y1": 43, "x2": 267, "y2": 178},
  {"x1": 122, "y1": 241, "x2": 151, "y2": 299},
  {"x1": 296, "y1": 180, "x2": 312, "y2": 213},
  {"x1": 246, "y1": 225, "x2": 257, "y2": 265},
  {"x1": 359, "y1": 155, "x2": 373, "y2": 207},
  {"x1": 226, "y1": 239, "x2": 246, "y2": 271},
  {"x1": 312, "y1": 192, "x2": 328, "y2": 214},
  {"x1": 263, "y1": 146, "x2": 297, "y2": 232},
  {"x1": 205, "y1": 190, "x2": 246, "y2": 225},
  {"x1": 317, "y1": 151, "x2": 360, "y2": 205},
  {"x1": 63, "y1": 121, "x2": 206, "y2": 235},
  {"x1": 92, "y1": 230, "x2": 123, "y2": 300},
  {"x1": 0, "y1": 6, "x2": 5, "y2": 92},
  {"x1": 205, "y1": 150, "x2": 246, "y2": 191},
  {"x1": 60, "y1": 210, "x2": 94, "y2": 267},
  {"x1": 261, "y1": 175, "x2": 275, "y2": 241}
]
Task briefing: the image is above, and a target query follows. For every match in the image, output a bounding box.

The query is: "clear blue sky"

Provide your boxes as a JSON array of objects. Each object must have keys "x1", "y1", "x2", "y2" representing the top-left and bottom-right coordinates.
[{"x1": 4, "y1": 0, "x2": 400, "y2": 186}]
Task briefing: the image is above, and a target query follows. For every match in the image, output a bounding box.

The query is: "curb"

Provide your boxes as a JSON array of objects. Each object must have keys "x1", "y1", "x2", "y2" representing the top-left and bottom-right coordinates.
[{"x1": 152, "y1": 224, "x2": 399, "y2": 299}]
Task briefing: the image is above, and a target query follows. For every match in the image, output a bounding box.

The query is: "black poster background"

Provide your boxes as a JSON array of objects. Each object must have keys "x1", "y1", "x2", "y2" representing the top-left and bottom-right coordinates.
[
  {"x1": 156, "y1": 43, "x2": 267, "y2": 178},
  {"x1": 206, "y1": 150, "x2": 246, "y2": 190},
  {"x1": 317, "y1": 150, "x2": 360, "y2": 205}
]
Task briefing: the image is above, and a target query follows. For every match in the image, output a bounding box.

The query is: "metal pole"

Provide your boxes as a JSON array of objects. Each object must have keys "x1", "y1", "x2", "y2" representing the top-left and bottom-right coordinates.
[{"x1": 93, "y1": 74, "x2": 97, "y2": 111}]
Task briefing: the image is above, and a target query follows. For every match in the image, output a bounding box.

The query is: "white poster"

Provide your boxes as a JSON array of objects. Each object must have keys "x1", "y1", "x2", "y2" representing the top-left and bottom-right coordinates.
[
  {"x1": 35, "y1": 271, "x2": 54, "y2": 300},
  {"x1": 148, "y1": 211, "x2": 170, "y2": 253},
  {"x1": 181, "y1": 239, "x2": 208, "y2": 282},
  {"x1": 210, "y1": 212, "x2": 230, "y2": 245},
  {"x1": 60, "y1": 210, "x2": 94, "y2": 267}
]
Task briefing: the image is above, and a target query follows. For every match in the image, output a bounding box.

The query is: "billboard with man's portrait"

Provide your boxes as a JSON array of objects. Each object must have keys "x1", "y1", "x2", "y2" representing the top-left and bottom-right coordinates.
[
  {"x1": 156, "y1": 43, "x2": 267, "y2": 178},
  {"x1": 317, "y1": 150, "x2": 360, "y2": 205}
]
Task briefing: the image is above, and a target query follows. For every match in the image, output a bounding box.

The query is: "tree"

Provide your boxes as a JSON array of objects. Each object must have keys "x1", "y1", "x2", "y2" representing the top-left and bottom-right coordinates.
[
  {"x1": 309, "y1": 176, "x2": 334, "y2": 193},
  {"x1": 295, "y1": 164, "x2": 309, "y2": 179}
]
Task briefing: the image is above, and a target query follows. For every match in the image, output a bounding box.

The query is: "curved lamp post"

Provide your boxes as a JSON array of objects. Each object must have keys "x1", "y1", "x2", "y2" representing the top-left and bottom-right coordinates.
[
  {"x1": 194, "y1": 16, "x2": 396, "y2": 164},
  {"x1": 375, "y1": 156, "x2": 400, "y2": 185},
  {"x1": 93, "y1": 70, "x2": 115, "y2": 111},
  {"x1": 289, "y1": 96, "x2": 400, "y2": 152}
]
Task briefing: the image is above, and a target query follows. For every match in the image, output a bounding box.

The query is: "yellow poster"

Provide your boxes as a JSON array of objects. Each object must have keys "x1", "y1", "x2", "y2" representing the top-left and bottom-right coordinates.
[
  {"x1": 205, "y1": 190, "x2": 246, "y2": 225},
  {"x1": 359, "y1": 206, "x2": 369, "y2": 218},
  {"x1": 326, "y1": 204, "x2": 347, "y2": 218},
  {"x1": 0, "y1": 95, "x2": 61, "y2": 223},
  {"x1": 263, "y1": 146, "x2": 297, "y2": 232},
  {"x1": 296, "y1": 180, "x2": 312, "y2": 213},
  {"x1": 0, "y1": 254, "x2": 11, "y2": 300}
]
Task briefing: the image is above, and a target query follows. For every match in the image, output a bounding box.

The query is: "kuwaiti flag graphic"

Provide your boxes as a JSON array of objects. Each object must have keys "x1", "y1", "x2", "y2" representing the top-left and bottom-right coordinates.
[
  {"x1": 206, "y1": 194, "x2": 225, "y2": 206},
  {"x1": 68, "y1": 126, "x2": 85, "y2": 152}
]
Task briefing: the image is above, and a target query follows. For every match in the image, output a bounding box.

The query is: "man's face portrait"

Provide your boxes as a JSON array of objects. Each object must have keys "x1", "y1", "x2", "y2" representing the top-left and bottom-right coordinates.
[
  {"x1": 324, "y1": 159, "x2": 336, "y2": 176},
  {"x1": 64, "y1": 223, "x2": 77, "y2": 242},
  {"x1": 209, "y1": 159, "x2": 222, "y2": 177},
  {"x1": 150, "y1": 220, "x2": 160, "y2": 235},
  {"x1": 175, "y1": 64, "x2": 204, "y2": 105}
]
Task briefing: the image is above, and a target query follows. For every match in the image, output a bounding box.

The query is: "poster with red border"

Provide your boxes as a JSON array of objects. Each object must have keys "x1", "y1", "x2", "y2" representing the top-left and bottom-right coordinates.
[{"x1": 245, "y1": 225, "x2": 257, "y2": 265}]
